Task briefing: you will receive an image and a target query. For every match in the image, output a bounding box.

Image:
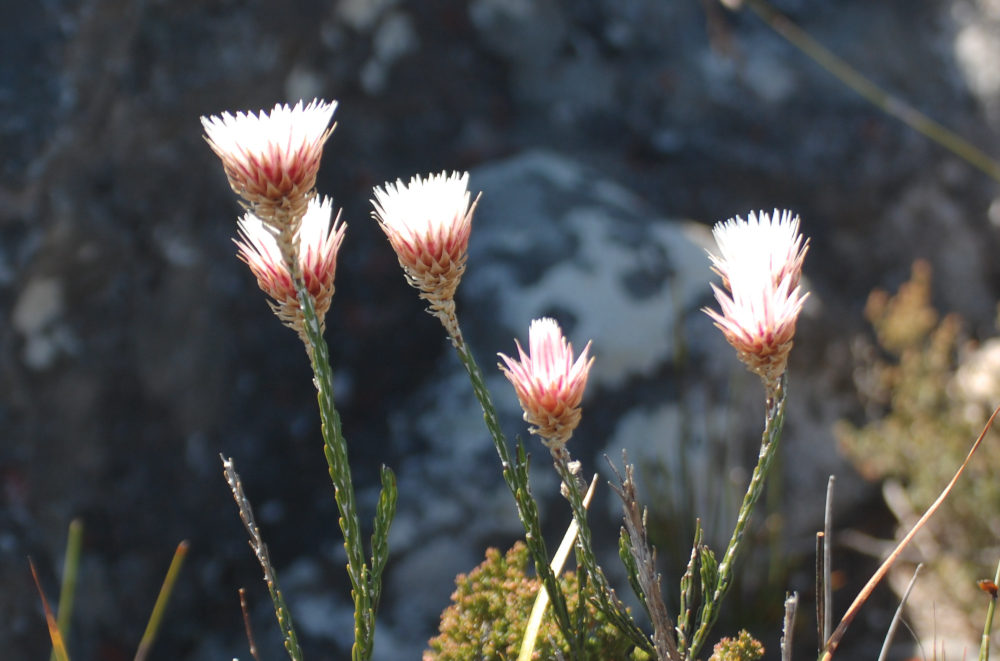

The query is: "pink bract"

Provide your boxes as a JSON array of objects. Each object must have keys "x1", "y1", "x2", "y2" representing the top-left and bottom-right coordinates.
[
  {"x1": 704, "y1": 209, "x2": 809, "y2": 387},
  {"x1": 201, "y1": 99, "x2": 336, "y2": 214},
  {"x1": 235, "y1": 196, "x2": 346, "y2": 329},
  {"x1": 498, "y1": 318, "x2": 595, "y2": 449}
]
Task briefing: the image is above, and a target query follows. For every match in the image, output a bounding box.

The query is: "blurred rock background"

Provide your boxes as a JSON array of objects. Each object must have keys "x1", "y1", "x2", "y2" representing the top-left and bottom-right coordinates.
[{"x1": 2, "y1": 0, "x2": 999, "y2": 659}]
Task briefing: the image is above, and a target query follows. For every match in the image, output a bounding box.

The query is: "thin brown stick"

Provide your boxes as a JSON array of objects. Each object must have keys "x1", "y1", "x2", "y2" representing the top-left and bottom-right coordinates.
[
  {"x1": 239, "y1": 588, "x2": 261, "y2": 661},
  {"x1": 821, "y1": 406, "x2": 1000, "y2": 659}
]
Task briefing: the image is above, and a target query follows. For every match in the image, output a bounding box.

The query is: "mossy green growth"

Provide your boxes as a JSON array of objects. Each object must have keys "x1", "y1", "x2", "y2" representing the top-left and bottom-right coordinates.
[
  {"x1": 707, "y1": 630, "x2": 765, "y2": 661},
  {"x1": 424, "y1": 541, "x2": 650, "y2": 661}
]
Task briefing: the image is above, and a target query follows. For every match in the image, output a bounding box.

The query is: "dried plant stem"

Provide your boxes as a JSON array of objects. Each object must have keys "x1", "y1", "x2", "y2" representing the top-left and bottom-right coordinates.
[
  {"x1": 134, "y1": 540, "x2": 189, "y2": 661},
  {"x1": 449, "y1": 329, "x2": 581, "y2": 657},
  {"x1": 823, "y1": 476, "x2": 835, "y2": 646},
  {"x1": 222, "y1": 457, "x2": 304, "y2": 661},
  {"x1": 815, "y1": 532, "x2": 825, "y2": 654},
  {"x1": 820, "y1": 406, "x2": 1000, "y2": 660},
  {"x1": 816, "y1": 477, "x2": 835, "y2": 652},
  {"x1": 725, "y1": 0, "x2": 1000, "y2": 184},
  {"x1": 609, "y1": 456, "x2": 680, "y2": 660},
  {"x1": 781, "y1": 592, "x2": 799, "y2": 661},
  {"x1": 688, "y1": 374, "x2": 787, "y2": 659},
  {"x1": 553, "y1": 448, "x2": 654, "y2": 655},
  {"x1": 239, "y1": 588, "x2": 262, "y2": 661}
]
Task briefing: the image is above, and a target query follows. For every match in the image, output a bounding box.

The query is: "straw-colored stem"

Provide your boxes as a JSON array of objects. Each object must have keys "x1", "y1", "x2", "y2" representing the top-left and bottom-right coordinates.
[{"x1": 518, "y1": 476, "x2": 598, "y2": 661}]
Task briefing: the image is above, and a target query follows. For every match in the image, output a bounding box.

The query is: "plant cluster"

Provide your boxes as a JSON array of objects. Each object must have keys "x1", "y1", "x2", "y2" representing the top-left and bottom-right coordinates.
[
  {"x1": 161, "y1": 96, "x2": 1000, "y2": 661},
  {"x1": 35, "y1": 91, "x2": 1000, "y2": 661},
  {"x1": 194, "y1": 97, "x2": 816, "y2": 661}
]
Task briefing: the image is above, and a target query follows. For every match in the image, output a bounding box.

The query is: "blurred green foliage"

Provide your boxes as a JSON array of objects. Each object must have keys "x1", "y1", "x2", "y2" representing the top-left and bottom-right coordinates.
[{"x1": 836, "y1": 259, "x2": 1000, "y2": 628}]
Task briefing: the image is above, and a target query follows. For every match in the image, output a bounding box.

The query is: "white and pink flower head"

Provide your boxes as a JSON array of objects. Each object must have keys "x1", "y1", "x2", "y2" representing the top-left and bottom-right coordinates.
[
  {"x1": 201, "y1": 99, "x2": 336, "y2": 231},
  {"x1": 370, "y1": 171, "x2": 479, "y2": 313},
  {"x1": 704, "y1": 209, "x2": 809, "y2": 390},
  {"x1": 235, "y1": 195, "x2": 346, "y2": 335},
  {"x1": 498, "y1": 318, "x2": 595, "y2": 450}
]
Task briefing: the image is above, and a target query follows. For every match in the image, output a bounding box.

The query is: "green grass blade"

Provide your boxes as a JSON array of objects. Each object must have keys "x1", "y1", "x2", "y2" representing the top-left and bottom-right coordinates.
[
  {"x1": 31, "y1": 558, "x2": 70, "y2": 661},
  {"x1": 134, "y1": 540, "x2": 189, "y2": 661},
  {"x1": 50, "y1": 518, "x2": 83, "y2": 661}
]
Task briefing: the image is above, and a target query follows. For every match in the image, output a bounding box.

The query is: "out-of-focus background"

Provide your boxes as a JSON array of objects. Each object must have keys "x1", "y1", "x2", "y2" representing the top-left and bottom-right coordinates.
[{"x1": 3, "y1": 0, "x2": 1000, "y2": 659}]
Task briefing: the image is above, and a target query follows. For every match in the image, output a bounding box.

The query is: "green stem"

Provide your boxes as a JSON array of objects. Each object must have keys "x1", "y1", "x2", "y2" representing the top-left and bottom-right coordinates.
[
  {"x1": 450, "y1": 329, "x2": 581, "y2": 657},
  {"x1": 222, "y1": 457, "x2": 304, "y2": 661},
  {"x1": 676, "y1": 522, "x2": 704, "y2": 654},
  {"x1": 978, "y1": 559, "x2": 1000, "y2": 661},
  {"x1": 51, "y1": 518, "x2": 83, "y2": 661},
  {"x1": 553, "y1": 451, "x2": 656, "y2": 655},
  {"x1": 134, "y1": 541, "x2": 189, "y2": 661},
  {"x1": 293, "y1": 277, "x2": 381, "y2": 661},
  {"x1": 688, "y1": 374, "x2": 787, "y2": 659}
]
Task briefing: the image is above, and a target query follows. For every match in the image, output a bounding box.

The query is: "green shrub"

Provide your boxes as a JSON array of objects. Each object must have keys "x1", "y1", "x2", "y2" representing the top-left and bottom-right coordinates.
[{"x1": 424, "y1": 541, "x2": 650, "y2": 660}]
